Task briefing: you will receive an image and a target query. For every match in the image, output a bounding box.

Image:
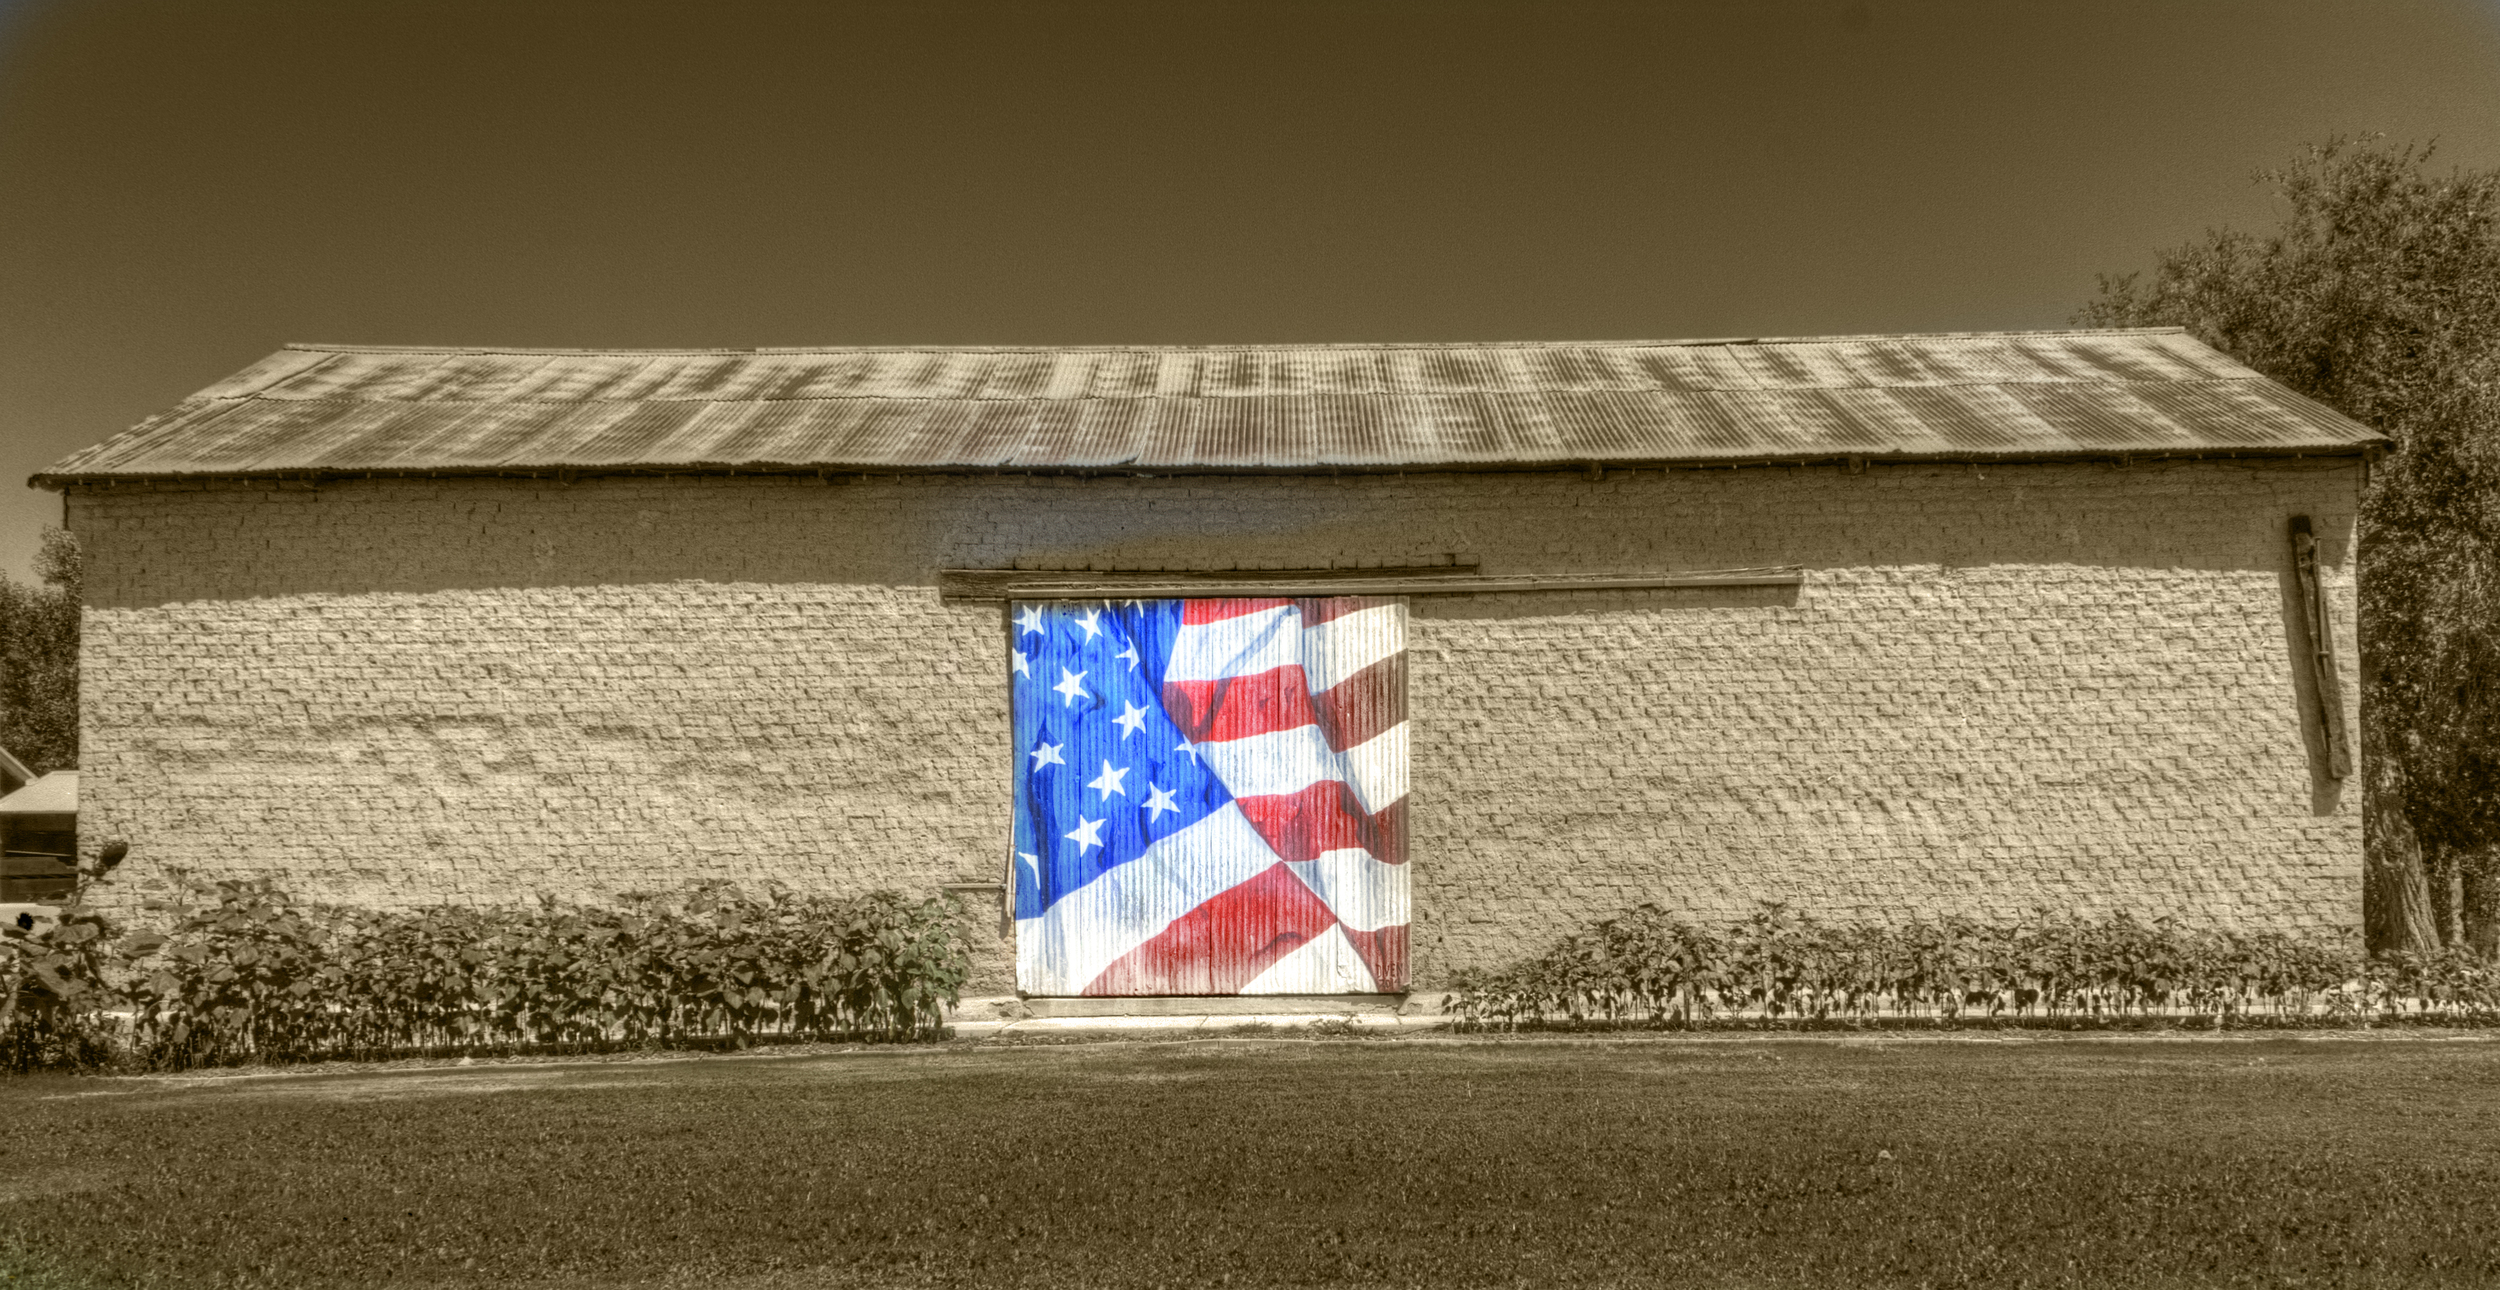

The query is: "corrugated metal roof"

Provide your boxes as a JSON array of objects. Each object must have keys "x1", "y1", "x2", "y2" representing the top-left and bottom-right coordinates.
[{"x1": 32, "y1": 329, "x2": 2386, "y2": 484}]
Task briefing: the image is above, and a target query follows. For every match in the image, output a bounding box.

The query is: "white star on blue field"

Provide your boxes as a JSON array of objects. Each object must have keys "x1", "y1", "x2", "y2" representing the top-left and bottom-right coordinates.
[{"x1": 1010, "y1": 601, "x2": 1235, "y2": 916}]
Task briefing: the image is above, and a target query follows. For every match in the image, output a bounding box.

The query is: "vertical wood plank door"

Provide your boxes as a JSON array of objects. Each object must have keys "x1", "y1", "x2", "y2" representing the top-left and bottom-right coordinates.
[{"x1": 1010, "y1": 597, "x2": 1408, "y2": 996}]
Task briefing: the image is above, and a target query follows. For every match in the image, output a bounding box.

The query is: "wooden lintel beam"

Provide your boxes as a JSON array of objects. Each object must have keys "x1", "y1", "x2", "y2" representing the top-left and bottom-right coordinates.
[
  {"x1": 938, "y1": 566, "x2": 1803, "y2": 601},
  {"x1": 941, "y1": 563, "x2": 1476, "y2": 601}
]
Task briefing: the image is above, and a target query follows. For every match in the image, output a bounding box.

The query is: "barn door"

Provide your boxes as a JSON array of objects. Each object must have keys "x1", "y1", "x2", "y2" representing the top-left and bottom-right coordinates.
[{"x1": 1010, "y1": 597, "x2": 1408, "y2": 996}]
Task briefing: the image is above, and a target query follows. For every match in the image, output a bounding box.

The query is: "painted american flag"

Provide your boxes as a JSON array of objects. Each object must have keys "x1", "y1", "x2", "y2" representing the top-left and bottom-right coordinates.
[{"x1": 1011, "y1": 597, "x2": 1409, "y2": 996}]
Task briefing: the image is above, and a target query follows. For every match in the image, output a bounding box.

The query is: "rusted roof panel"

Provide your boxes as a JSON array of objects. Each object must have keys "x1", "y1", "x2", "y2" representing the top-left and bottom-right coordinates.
[{"x1": 33, "y1": 329, "x2": 2386, "y2": 485}]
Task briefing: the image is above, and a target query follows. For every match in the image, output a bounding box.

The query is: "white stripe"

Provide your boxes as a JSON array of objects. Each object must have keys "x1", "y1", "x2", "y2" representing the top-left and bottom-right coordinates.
[
  {"x1": 1239, "y1": 922, "x2": 1379, "y2": 995},
  {"x1": 1194, "y1": 725, "x2": 1335, "y2": 799},
  {"x1": 1338, "y1": 721, "x2": 1406, "y2": 813},
  {"x1": 1163, "y1": 605, "x2": 1299, "y2": 684},
  {"x1": 1196, "y1": 720, "x2": 1408, "y2": 815},
  {"x1": 1285, "y1": 847, "x2": 1410, "y2": 934},
  {"x1": 1014, "y1": 803, "x2": 1282, "y2": 996},
  {"x1": 1165, "y1": 604, "x2": 1405, "y2": 694},
  {"x1": 1299, "y1": 604, "x2": 1403, "y2": 693}
]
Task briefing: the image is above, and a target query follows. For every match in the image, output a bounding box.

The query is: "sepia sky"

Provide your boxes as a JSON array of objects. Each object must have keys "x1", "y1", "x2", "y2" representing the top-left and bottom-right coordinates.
[{"x1": 3, "y1": 0, "x2": 2499, "y2": 581}]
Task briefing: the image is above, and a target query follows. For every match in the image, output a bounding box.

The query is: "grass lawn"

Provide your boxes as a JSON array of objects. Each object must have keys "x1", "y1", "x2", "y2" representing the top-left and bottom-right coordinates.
[{"x1": 2, "y1": 1035, "x2": 2498, "y2": 1288}]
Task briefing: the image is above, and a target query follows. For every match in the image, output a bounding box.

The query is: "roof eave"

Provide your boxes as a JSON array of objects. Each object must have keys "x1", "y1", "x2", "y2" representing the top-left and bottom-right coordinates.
[
  {"x1": 30, "y1": 440, "x2": 2389, "y2": 490},
  {"x1": 264, "y1": 325, "x2": 2194, "y2": 358}
]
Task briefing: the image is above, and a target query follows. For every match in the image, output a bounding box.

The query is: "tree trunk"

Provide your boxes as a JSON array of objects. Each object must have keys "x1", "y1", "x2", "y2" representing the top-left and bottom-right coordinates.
[
  {"x1": 2431, "y1": 850, "x2": 2467, "y2": 949},
  {"x1": 2364, "y1": 769, "x2": 2442, "y2": 956},
  {"x1": 2463, "y1": 847, "x2": 2500, "y2": 960}
]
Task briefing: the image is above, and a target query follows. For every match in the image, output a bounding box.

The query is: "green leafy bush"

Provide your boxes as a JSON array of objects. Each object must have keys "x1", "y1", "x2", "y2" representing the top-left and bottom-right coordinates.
[
  {"x1": 1448, "y1": 903, "x2": 2500, "y2": 1030},
  {"x1": 0, "y1": 901, "x2": 127, "y2": 1072},
  {"x1": 4, "y1": 877, "x2": 971, "y2": 1070}
]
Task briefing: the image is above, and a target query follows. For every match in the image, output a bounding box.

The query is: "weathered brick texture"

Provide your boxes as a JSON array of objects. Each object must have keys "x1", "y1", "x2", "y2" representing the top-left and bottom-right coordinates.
[{"x1": 67, "y1": 460, "x2": 2362, "y2": 990}]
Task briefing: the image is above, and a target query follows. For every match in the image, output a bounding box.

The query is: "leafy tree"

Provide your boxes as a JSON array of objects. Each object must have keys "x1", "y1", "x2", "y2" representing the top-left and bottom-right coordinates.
[
  {"x1": 2079, "y1": 137, "x2": 2500, "y2": 956},
  {"x1": 0, "y1": 526, "x2": 79, "y2": 775}
]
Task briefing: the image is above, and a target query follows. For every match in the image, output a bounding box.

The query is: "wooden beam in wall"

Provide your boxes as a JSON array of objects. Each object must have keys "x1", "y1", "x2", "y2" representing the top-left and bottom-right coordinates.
[
  {"x1": 2289, "y1": 515, "x2": 2352, "y2": 780},
  {"x1": 941, "y1": 564, "x2": 1477, "y2": 600},
  {"x1": 938, "y1": 566, "x2": 1804, "y2": 601}
]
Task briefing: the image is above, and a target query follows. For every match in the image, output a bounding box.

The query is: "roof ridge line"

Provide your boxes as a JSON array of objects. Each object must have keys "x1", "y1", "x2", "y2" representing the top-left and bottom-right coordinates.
[{"x1": 275, "y1": 327, "x2": 2190, "y2": 358}]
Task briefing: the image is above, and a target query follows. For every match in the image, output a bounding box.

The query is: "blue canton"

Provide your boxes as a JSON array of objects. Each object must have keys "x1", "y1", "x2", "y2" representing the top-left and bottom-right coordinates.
[{"x1": 1011, "y1": 601, "x2": 1234, "y2": 917}]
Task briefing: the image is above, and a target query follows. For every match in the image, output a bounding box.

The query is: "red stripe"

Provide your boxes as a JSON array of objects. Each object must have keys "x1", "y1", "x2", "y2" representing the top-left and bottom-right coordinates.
[
  {"x1": 1370, "y1": 799, "x2": 1406, "y2": 865},
  {"x1": 1340, "y1": 923, "x2": 1408, "y2": 992},
  {"x1": 1180, "y1": 598, "x2": 1294, "y2": 626},
  {"x1": 1295, "y1": 595, "x2": 1394, "y2": 626},
  {"x1": 1163, "y1": 666, "x2": 1313, "y2": 745},
  {"x1": 1312, "y1": 655, "x2": 1404, "y2": 751},
  {"x1": 1082, "y1": 864, "x2": 1340, "y2": 996},
  {"x1": 1177, "y1": 595, "x2": 1390, "y2": 627},
  {"x1": 1162, "y1": 654, "x2": 1403, "y2": 751},
  {"x1": 1233, "y1": 782, "x2": 1406, "y2": 865}
]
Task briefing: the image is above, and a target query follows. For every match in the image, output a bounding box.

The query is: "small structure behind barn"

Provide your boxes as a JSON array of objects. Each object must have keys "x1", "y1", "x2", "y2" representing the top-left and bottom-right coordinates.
[
  {"x1": 0, "y1": 769, "x2": 78, "y2": 904},
  {"x1": 0, "y1": 746, "x2": 33, "y2": 799},
  {"x1": 34, "y1": 328, "x2": 2384, "y2": 994}
]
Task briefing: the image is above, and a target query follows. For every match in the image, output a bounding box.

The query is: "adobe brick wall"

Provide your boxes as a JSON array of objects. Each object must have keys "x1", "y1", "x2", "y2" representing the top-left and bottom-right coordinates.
[{"x1": 64, "y1": 459, "x2": 2363, "y2": 991}]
